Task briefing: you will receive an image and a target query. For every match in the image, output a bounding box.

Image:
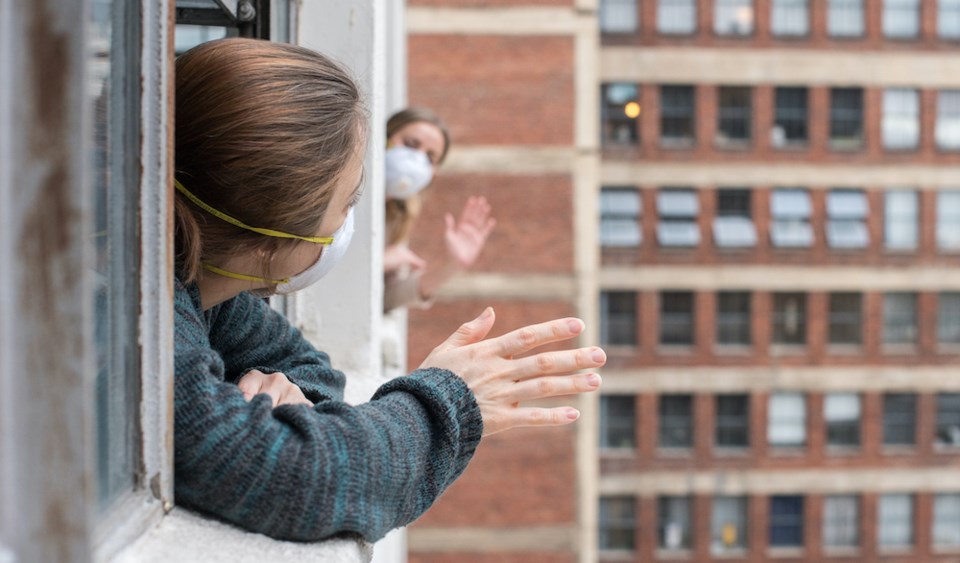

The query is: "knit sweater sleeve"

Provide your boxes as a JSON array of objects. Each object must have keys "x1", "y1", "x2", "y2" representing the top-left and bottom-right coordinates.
[
  {"x1": 174, "y1": 282, "x2": 484, "y2": 542},
  {"x1": 207, "y1": 290, "x2": 345, "y2": 403}
]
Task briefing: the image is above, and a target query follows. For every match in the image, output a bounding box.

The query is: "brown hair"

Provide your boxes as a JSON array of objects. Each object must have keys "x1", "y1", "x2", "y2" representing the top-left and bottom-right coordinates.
[
  {"x1": 384, "y1": 107, "x2": 451, "y2": 246},
  {"x1": 174, "y1": 38, "x2": 367, "y2": 283}
]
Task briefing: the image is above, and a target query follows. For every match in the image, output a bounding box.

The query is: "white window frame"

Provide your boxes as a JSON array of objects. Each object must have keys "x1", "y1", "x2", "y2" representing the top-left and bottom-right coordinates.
[
  {"x1": 883, "y1": 0, "x2": 921, "y2": 38},
  {"x1": 936, "y1": 90, "x2": 960, "y2": 151},
  {"x1": 768, "y1": 392, "x2": 806, "y2": 448},
  {"x1": 883, "y1": 88, "x2": 920, "y2": 150},
  {"x1": 878, "y1": 493, "x2": 914, "y2": 549},
  {"x1": 771, "y1": 0, "x2": 809, "y2": 37},
  {"x1": 657, "y1": 0, "x2": 697, "y2": 35},
  {"x1": 884, "y1": 189, "x2": 919, "y2": 250},
  {"x1": 828, "y1": 0, "x2": 865, "y2": 37}
]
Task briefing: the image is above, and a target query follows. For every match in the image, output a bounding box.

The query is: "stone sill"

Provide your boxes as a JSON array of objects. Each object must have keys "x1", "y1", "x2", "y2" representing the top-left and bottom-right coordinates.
[{"x1": 111, "y1": 509, "x2": 372, "y2": 563}]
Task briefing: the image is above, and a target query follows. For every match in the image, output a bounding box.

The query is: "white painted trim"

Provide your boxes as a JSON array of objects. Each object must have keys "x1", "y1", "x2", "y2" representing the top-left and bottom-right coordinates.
[
  {"x1": 407, "y1": 7, "x2": 580, "y2": 35},
  {"x1": 443, "y1": 146, "x2": 578, "y2": 174},
  {"x1": 434, "y1": 273, "x2": 577, "y2": 300},
  {"x1": 601, "y1": 47, "x2": 960, "y2": 87}
]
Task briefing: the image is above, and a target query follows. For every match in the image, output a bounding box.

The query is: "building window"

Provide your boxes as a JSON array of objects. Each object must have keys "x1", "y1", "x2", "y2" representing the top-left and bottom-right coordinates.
[
  {"x1": 938, "y1": 192, "x2": 960, "y2": 251},
  {"x1": 941, "y1": 294, "x2": 960, "y2": 346},
  {"x1": 600, "y1": 188, "x2": 642, "y2": 247},
  {"x1": 602, "y1": 83, "x2": 640, "y2": 146},
  {"x1": 884, "y1": 0, "x2": 921, "y2": 38},
  {"x1": 773, "y1": 87, "x2": 808, "y2": 147},
  {"x1": 600, "y1": 496, "x2": 636, "y2": 551},
  {"x1": 826, "y1": 189, "x2": 868, "y2": 249},
  {"x1": 885, "y1": 190, "x2": 919, "y2": 250},
  {"x1": 716, "y1": 394, "x2": 750, "y2": 449},
  {"x1": 830, "y1": 88, "x2": 863, "y2": 149},
  {"x1": 937, "y1": 90, "x2": 960, "y2": 150},
  {"x1": 823, "y1": 495, "x2": 860, "y2": 548},
  {"x1": 768, "y1": 392, "x2": 806, "y2": 448},
  {"x1": 717, "y1": 86, "x2": 752, "y2": 147},
  {"x1": 600, "y1": 291, "x2": 637, "y2": 346},
  {"x1": 936, "y1": 393, "x2": 960, "y2": 447},
  {"x1": 658, "y1": 0, "x2": 698, "y2": 34},
  {"x1": 883, "y1": 292, "x2": 917, "y2": 346},
  {"x1": 714, "y1": 0, "x2": 754, "y2": 35},
  {"x1": 772, "y1": 0, "x2": 809, "y2": 36},
  {"x1": 883, "y1": 393, "x2": 917, "y2": 446},
  {"x1": 772, "y1": 293, "x2": 806, "y2": 346},
  {"x1": 660, "y1": 85, "x2": 696, "y2": 146},
  {"x1": 828, "y1": 293, "x2": 862, "y2": 346},
  {"x1": 934, "y1": 494, "x2": 960, "y2": 548},
  {"x1": 770, "y1": 189, "x2": 814, "y2": 248},
  {"x1": 714, "y1": 189, "x2": 757, "y2": 248},
  {"x1": 940, "y1": 0, "x2": 960, "y2": 39},
  {"x1": 600, "y1": 395, "x2": 636, "y2": 449},
  {"x1": 828, "y1": 0, "x2": 865, "y2": 37},
  {"x1": 716, "y1": 292, "x2": 751, "y2": 346},
  {"x1": 659, "y1": 394, "x2": 694, "y2": 449},
  {"x1": 711, "y1": 496, "x2": 748, "y2": 553},
  {"x1": 878, "y1": 494, "x2": 914, "y2": 548},
  {"x1": 660, "y1": 291, "x2": 695, "y2": 346},
  {"x1": 657, "y1": 188, "x2": 700, "y2": 247},
  {"x1": 825, "y1": 393, "x2": 861, "y2": 447},
  {"x1": 883, "y1": 89, "x2": 920, "y2": 150},
  {"x1": 659, "y1": 496, "x2": 693, "y2": 550},
  {"x1": 600, "y1": 0, "x2": 638, "y2": 33},
  {"x1": 770, "y1": 495, "x2": 805, "y2": 548}
]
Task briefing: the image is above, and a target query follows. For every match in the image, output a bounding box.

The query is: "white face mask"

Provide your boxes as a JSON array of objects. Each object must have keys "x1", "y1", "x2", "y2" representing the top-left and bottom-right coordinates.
[
  {"x1": 272, "y1": 207, "x2": 355, "y2": 294},
  {"x1": 384, "y1": 146, "x2": 434, "y2": 199}
]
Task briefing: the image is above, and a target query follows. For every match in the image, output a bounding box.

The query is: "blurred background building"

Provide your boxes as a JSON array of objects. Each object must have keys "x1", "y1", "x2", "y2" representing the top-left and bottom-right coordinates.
[{"x1": 404, "y1": 0, "x2": 960, "y2": 562}]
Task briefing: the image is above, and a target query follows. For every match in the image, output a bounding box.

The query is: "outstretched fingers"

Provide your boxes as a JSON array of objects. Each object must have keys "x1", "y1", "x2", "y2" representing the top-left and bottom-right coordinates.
[
  {"x1": 485, "y1": 406, "x2": 582, "y2": 435},
  {"x1": 490, "y1": 317, "x2": 587, "y2": 358},
  {"x1": 436, "y1": 307, "x2": 496, "y2": 350},
  {"x1": 511, "y1": 346, "x2": 607, "y2": 380},
  {"x1": 501, "y1": 372, "x2": 602, "y2": 403}
]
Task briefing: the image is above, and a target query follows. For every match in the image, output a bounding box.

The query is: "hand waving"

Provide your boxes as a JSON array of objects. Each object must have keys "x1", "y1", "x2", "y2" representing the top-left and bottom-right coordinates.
[{"x1": 443, "y1": 196, "x2": 496, "y2": 269}]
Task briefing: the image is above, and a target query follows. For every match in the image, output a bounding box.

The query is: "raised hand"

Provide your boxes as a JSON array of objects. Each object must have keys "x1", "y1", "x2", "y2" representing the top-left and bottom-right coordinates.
[
  {"x1": 419, "y1": 308, "x2": 605, "y2": 436},
  {"x1": 443, "y1": 196, "x2": 496, "y2": 269}
]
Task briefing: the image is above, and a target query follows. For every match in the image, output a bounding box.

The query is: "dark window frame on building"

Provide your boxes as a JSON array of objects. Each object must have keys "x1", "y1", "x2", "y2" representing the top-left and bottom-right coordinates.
[
  {"x1": 659, "y1": 394, "x2": 694, "y2": 449},
  {"x1": 883, "y1": 393, "x2": 917, "y2": 447},
  {"x1": 823, "y1": 495, "x2": 860, "y2": 548},
  {"x1": 714, "y1": 188, "x2": 757, "y2": 248},
  {"x1": 936, "y1": 393, "x2": 960, "y2": 448},
  {"x1": 772, "y1": 292, "x2": 807, "y2": 347},
  {"x1": 716, "y1": 86, "x2": 752, "y2": 148},
  {"x1": 600, "y1": 187, "x2": 642, "y2": 248},
  {"x1": 829, "y1": 87, "x2": 864, "y2": 150},
  {"x1": 657, "y1": 0, "x2": 698, "y2": 35},
  {"x1": 660, "y1": 85, "x2": 697, "y2": 147},
  {"x1": 769, "y1": 495, "x2": 805, "y2": 548},
  {"x1": 660, "y1": 291, "x2": 696, "y2": 346},
  {"x1": 773, "y1": 87, "x2": 809, "y2": 147},
  {"x1": 883, "y1": 292, "x2": 918, "y2": 347},
  {"x1": 599, "y1": 496, "x2": 637, "y2": 551},
  {"x1": 600, "y1": 291, "x2": 638, "y2": 347},
  {"x1": 716, "y1": 292, "x2": 752, "y2": 347},
  {"x1": 824, "y1": 392, "x2": 861, "y2": 448},
  {"x1": 600, "y1": 395, "x2": 637, "y2": 450},
  {"x1": 771, "y1": 0, "x2": 809, "y2": 37},
  {"x1": 828, "y1": 292, "x2": 862, "y2": 347},
  {"x1": 827, "y1": 0, "x2": 865, "y2": 37},
  {"x1": 715, "y1": 394, "x2": 750, "y2": 450},
  {"x1": 602, "y1": 83, "x2": 641, "y2": 146},
  {"x1": 658, "y1": 496, "x2": 694, "y2": 551},
  {"x1": 940, "y1": 293, "x2": 960, "y2": 346}
]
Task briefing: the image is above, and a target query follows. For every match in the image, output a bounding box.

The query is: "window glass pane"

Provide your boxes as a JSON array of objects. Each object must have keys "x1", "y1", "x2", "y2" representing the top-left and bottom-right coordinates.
[
  {"x1": 884, "y1": 0, "x2": 920, "y2": 37},
  {"x1": 601, "y1": 188, "x2": 642, "y2": 247},
  {"x1": 714, "y1": 0, "x2": 754, "y2": 35},
  {"x1": 768, "y1": 393, "x2": 806, "y2": 447},
  {"x1": 717, "y1": 293, "x2": 751, "y2": 346},
  {"x1": 883, "y1": 89, "x2": 920, "y2": 149},
  {"x1": 658, "y1": 0, "x2": 698, "y2": 34},
  {"x1": 828, "y1": 293, "x2": 862, "y2": 346},
  {"x1": 773, "y1": 87, "x2": 808, "y2": 146},
  {"x1": 827, "y1": 190, "x2": 867, "y2": 218},
  {"x1": 934, "y1": 494, "x2": 960, "y2": 547},
  {"x1": 658, "y1": 189, "x2": 699, "y2": 216},
  {"x1": 770, "y1": 495, "x2": 805, "y2": 547},
  {"x1": 718, "y1": 189, "x2": 751, "y2": 217},
  {"x1": 883, "y1": 292, "x2": 917, "y2": 345},
  {"x1": 658, "y1": 189, "x2": 700, "y2": 247},
  {"x1": 825, "y1": 393, "x2": 861, "y2": 447},
  {"x1": 773, "y1": 293, "x2": 806, "y2": 345},
  {"x1": 885, "y1": 190, "x2": 918, "y2": 250},
  {"x1": 660, "y1": 86, "x2": 696, "y2": 145},
  {"x1": 771, "y1": 189, "x2": 812, "y2": 217},
  {"x1": 91, "y1": 0, "x2": 141, "y2": 511},
  {"x1": 936, "y1": 393, "x2": 960, "y2": 447},
  {"x1": 828, "y1": 0, "x2": 865, "y2": 36},
  {"x1": 660, "y1": 292, "x2": 695, "y2": 345},
  {"x1": 659, "y1": 496, "x2": 693, "y2": 550},
  {"x1": 602, "y1": 83, "x2": 640, "y2": 146},
  {"x1": 712, "y1": 496, "x2": 748, "y2": 552},
  {"x1": 600, "y1": 0, "x2": 639, "y2": 33},
  {"x1": 830, "y1": 88, "x2": 864, "y2": 148},
  {"x1": 601, "y1": 292, "x2": 637, "y2": 346},
  {"x1": 827, "y1": 189, "x2": 868, "y2": 249},
  {"x1": 716, "y1": 394, "x2": 750, "y2": 448},
  {"x1": 601, "y1": 396, "x2": 636, "y2": 449},
  {"x1": 940, "y1": 0, "x2": 960, "y2": 38},
  {"x1": 659, "y1": 394, "x2": 694, "y2": 448},
  {"x1": 175, "y1": 24, "x2": 230, "y2": 54},
  {"x1": 823, "y1": 495, "x2": 860, "y2": 547},
  {"x1": 878, "y1": 494, "x2": 914, "y2": 547},
  {"x1": 772, "y1": 0, "x2": 809, "y2": 36},
  {"x1": 717, "y1": 87, "x2": 752, "y2": 145},
  {"x1": 883, "y1": 393, "x2": 917, "y2": 446},
  {"x1": 937, "y1": 90, "x2": 960, "y2": 150},
  {"x1": 600, "y1": 496, "x2": 636, "y2": 550},
  {"x1": 938, "y1": 192, "x2": 960, "y2": 250}
]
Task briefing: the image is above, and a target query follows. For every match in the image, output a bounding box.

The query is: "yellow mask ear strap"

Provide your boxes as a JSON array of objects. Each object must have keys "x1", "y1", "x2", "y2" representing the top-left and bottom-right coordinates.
[
  {"x1": 174, "y1": 179, "x2": 334, "y2": 245},
  {"x1": 202, "y1": 263, "x2": 290, "y2": 286}
]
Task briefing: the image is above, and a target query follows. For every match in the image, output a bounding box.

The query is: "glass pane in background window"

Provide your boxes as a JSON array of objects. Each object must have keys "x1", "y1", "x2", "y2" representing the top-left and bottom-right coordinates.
[
  {"x1": 885, "y1": 190, "x2": 918, "y2": 250},
  {"x1": 830, "y1": 88, "x2": 864, "y2": 148},
  {"x1": 657, "y1": 189, "x2": 701, "y2": 247},
  {"x1": 717, "y1": 87, "x2": 752, "y2": 146},
  {"x1": 825, "y1": 393, "x2": 861, "y2": 446},
  {"x1": 600, "y1": 395, "x2": 636, "y2": 449},
  {"x1": 602, "y1": 83, "x2": 640, "y2": 146},
  {"x1": 768, "y1": 393, "x2": 806, "y2": 447},
  {"x1": 600, "y1": 0, "x2": 639, "y2": 33},
  {"x1": 823, "y1": 495, "x2": 859, "y2": 548},
  {"x1": 712, "y1": 496, "x2": 748, "y2": 553},
  {"x1": 717, "y1": 292, "x2": 751, "y2": 346},
  {"x1": 600, "y1": 496, "x2": 636, "y2": 550},
  {"x1": 716, "y1": 394, "x2": 750, "y2": 448},
  {"x1": 937, "y1": 91, "x2": 960, "y2": 150},
  {"x1": 828, "y1": 0, "x2": 865, "y2": 36},
  {"x1": 772, "y1": 0, "x2": 809, "y2": 36},
  {"x1": 773, "y1": 293, "x2": 806, "y2": 345},
  {"x1": 770, "y1": 496, "x2": 804, "y2": 547},
  {"x1": 91, "y1": 0, "x2": 141, "y2": 511},
  {"x1": 938, "y1": 192, "x2": 960, "y2": 250},
  {"x1": 883, "y1": 89, "x2": 920, "y2": 149},
  {"x1": 715, "y1": 0, "x2": 754, "y2": 35},
  {"x1": 773, "y1": 87, "x2": 808, "y2": 146},
  {"x1": 714, "y1": 189, "x2": 757, "y2": 247},
  {"x1": 884, "y1": 0, "x2": 921, "y2": 37},
  {"x1": 883, "y1": 393, "x2": 917, "y2": 446},
  {"x1": 660, "y1": 292, "x2": 695, "y2": 345},
  {"x1": 828, "y1": 293, "x2": 862, "y2": 345},
  {"x1": 883, "y1": 292, "x2": 917, "y2": 345},
  {"x1": 878, "y1": 494, "x2": 914, "y2": 547},
  {"x1": 659, "y1": 394, "x2": 694, "y2": 448},
  {"x1": 934, "y1": 494, "x2": 960, "y2": 547},
  {"x1": 941, "y1": 0, "x2": 960, "y2": 38},
  {"x1": 660, "y1": 86, "x2": 696, "y2": 145},
  {"x1": 658, "y1": 0, "x2": 698, "y2": 34},
  {"x1": 600, "y1": 188, "x2": 642, "y2": 247},
  {"x1": 601, "y1": 291, "x2": 638, "y2": 346},
  {"x1": 936, "y1": 393, "x2": 960, "y2": 446},
  {"x1": 826, "y1": 189, "x2": 868, "y2": 249},
  {"x1": 940, "y1": 294, "x2": 960, "y2": 345},
  {"x1": 659, "y1": 496, "x2": 693, "y2": 550}
]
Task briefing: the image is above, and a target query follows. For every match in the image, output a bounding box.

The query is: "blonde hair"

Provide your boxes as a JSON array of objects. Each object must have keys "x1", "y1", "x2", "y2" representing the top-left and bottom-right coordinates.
[
  {"x1": 384, "y1": 107, "x2": 450, "y2": 246},
  {"x1": 174, "y1": 38, "x2": 367, "y2": 282}
]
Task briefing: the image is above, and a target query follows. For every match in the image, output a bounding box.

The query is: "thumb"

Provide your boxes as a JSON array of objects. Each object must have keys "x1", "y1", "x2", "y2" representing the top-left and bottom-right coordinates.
[{"x1": 442, "y1": 307, "x2": 495, "y2": 349}]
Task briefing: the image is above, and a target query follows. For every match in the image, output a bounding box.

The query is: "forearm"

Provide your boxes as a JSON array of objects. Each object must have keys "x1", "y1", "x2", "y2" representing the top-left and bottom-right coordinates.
[{"x1": 418, "y1": 255, "x2": 464, "y2": 299}]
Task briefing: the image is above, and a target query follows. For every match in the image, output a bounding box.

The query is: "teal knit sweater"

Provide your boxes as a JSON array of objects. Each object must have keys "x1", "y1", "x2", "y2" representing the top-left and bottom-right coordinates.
[{"x1": 173, "y1": 277, "x2": 483, "y2": 541}]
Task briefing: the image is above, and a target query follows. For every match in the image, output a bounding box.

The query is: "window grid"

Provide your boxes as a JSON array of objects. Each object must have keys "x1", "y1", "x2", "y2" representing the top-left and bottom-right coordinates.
[
  {"x1": 658, "y1": 0, "x2": 697, "y2": 34},
  {"x1": 657, "y1": 188, "x2": 701, "y2": 247},
  {"x1": 601, "y1": 291, "x2": 637, "y2": 346},
  {"x1": 772, "y1": 0, "x2": 809, "y2": 36},
  {"x1": 936, "y1": 90, "x2": 960, "y2": 150},
  {"x1": 714, "y1": 189, "x2": 757, "y2": 248},
  {"x1": 825, "y1": 393, "x2": 861, "y2": 447},
  {"x1": 660, "y1": 291, "x2": 695, "y2": 346},
  {"x1": 602, "y1": 83, "x2": 640, "y2": 146},
  {"x1": 941, "y1": 0, "x2": 960, "y2": 39},
  {"x1": 715, "y1": 394, "x2": 750, "y2": 449},
  {"x1": 828, "y1": 0, "x2": 865, "y2": 37},
  {"x1": 885, "y1": 190, "x2": 919, "y2": 250},
  {"x1": 768, "y1": 393, "x2": 806, "y2": 448},
  {"x1": 938, "y1": 192, "x2": 960, "y2": 251},
  {"x1": 883, "y1": 393, "x2": 917, "y2": 446},
  {"x1": 883, "y1": 292, "x2": 917, "y2": 346},
  {"x1": 600, "y1": 187, "x2": 642, "y2": 247},
  {"x1": 936, "y1": 393, "x2": 960, "y2": 447},
  {"x1": 716, "y1": 292, "x2": 751, "y2": 346},
  {"x1": 830, "y1": 88, "x2": 864, "y2": 149},
  {"x1": 883, "y1": 0, "x2": 921, "y2": 38},
  {"x1": 934, "y1": 494, "x2": 960, "y2": 547},
  {"x1": 600, "y1": 395, "x2": 636, "y2": 449},
  {"x1": 711, "y1": 496, "x2": 748, "y2": 553},
  {"x1": 659, "y1": 394, "x2": 694, "y2": 448},
  {"x1": 828, "y1": 293, "x2": 862, "y2": 346},
  {"x1": 773, "y1": 87, "x2": 808, "y2": 146},
  {"x1": 600, "y1": 0, "x2": 638, "y2": 33},
  {"x1": 600, "y1": 496, "x2": 636, "y2": 551},
  {"x1": 826, "y1": 189, "x2": 868, "y2": 249},
  {"x1": 823, "y1": 495, "x2": 860, "y2": 548},
  {"x1": 714, "y1": 0, "x2": 754, "y2": 36},
  {"x1": 770, "y1": 495, "x2": 805, "y2": 547},
  {"x1": 772, "y1": 293, "x2": 806, "y2": 346},
  {"x1": 883, "y1": 89, "x2": 920, "y2": 150},
  {"x1": 658, "y1": 496, "x2": 693, "y2": 550},
  {"x1": 770, "y1": 189, "x2": 813, "y2": 248},
  {"x1": 660, "y1": 85, "x2": 696, "y2": 145},
  {"x1": 717, "y1": 87, "x2": 752, "y2": 145},
  {"x1": 940, "y1": 293, "x2": 960, "y2": 345},
  {"x1": 878, "y1": 494, "x2": 914, "y2": 548}
]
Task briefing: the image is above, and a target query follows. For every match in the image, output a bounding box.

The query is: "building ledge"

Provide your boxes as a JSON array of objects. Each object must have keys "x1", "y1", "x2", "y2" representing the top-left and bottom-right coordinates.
[{"x1": 111, "y1": 509, "x2": 372, "y2": 563}]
